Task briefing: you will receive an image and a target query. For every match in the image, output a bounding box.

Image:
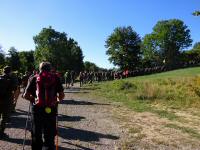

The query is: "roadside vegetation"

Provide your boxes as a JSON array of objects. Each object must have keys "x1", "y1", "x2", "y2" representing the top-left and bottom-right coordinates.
[
  {"x1": 80, "y1": 67, "x2": 200, "y2": 122},
  {"x1": 77, "y1": 67, "x2": 200, "y2": 148}
]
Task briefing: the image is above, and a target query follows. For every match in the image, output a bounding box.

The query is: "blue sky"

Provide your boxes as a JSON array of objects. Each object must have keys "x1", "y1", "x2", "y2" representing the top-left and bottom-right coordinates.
[{"x1": 0, "y1": 0, "x2": 199, "y2": 69}]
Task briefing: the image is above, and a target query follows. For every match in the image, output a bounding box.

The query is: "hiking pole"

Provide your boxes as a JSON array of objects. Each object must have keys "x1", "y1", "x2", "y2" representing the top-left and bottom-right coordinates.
[
  {"x1": 22, "y1": 101, "x2": 31, "y2": 150},
  {"x1": 56, "y1": 101, "x2": 59, "y2": 150},
  {"x1": 56, "y1": 114, "x2": 59, "y2": 150}
]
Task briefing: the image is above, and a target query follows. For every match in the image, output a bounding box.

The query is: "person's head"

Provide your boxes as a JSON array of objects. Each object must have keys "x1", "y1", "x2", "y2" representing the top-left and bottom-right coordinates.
[
  {"x1": 39, "y1": 62, "x2": 51, "y2": 72},
  {"x1": 3, "y1": 66, "x2": 12, "y2": 75}
]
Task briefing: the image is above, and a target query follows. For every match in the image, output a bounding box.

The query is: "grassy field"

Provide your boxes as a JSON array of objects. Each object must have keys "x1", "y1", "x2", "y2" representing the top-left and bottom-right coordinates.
[
  {"x1": 76, "y1": 67, "x2": 200, "y2": 148},
  {"x1": 82, "y1": 67, "x2": 200, "y2": 120}
]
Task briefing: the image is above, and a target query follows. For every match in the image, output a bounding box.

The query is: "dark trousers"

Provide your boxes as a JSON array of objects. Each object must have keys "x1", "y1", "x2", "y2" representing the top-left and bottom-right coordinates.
[
  {"x1": 31, "y1": 106, "x2": 57, "y2": 150},
  {"x1": 0, "y1": 103, "x2": 12, "y2": 133}
]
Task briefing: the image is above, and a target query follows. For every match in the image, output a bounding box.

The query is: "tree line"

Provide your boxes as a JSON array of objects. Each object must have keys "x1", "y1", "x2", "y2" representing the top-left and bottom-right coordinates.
[
  {"x1": 0, "y1": 27, "x2": 85, "y2": 74},
  {"x1": 105, "y1": 19, "x2": 200, "y2": 71},
  {"x1": 0, "y1": 18, "x2": 200, "y2": 76}
]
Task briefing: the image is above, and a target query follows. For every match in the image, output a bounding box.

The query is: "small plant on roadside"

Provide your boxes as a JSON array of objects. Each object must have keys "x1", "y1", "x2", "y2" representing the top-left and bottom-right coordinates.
[
  {"x1": 137, "y1": 82, "x2": 163, "y2": 100},
  {"x1": 191, "y1": 76, "x2": 200, "y2": 97},
  {"x1": 119, "y1": 81, "x2": 136, "y2": 90},
  {"x1": 165, "y1": 123, "x2": 200, "y2": 139},
  {"x1": 112, "y1": 80, "x2": 136, "y2": 91}
]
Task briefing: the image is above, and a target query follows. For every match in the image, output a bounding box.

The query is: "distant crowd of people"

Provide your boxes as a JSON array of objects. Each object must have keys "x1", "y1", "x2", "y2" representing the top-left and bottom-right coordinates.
[{"x1": 0, "y1": 61, "x2": 199, "y2": 149}]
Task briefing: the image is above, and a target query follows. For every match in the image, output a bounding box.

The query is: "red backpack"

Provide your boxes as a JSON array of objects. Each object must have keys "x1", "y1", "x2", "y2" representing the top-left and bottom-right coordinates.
[{"x1": 35, "y1": 71, "x2": 58, "y2": 107}]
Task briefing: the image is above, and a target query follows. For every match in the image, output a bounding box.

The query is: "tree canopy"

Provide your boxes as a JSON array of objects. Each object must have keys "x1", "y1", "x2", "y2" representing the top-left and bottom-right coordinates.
[
  {"x1": 105, "y1": 26, "x2": 142, "y2": 70},
  {"x1": 33, "y1": 26, "x2": 84, "y2": 73},
  {"x1": 18, "y1": 50, "x2": 35, "y2": 73},
  {"x1": 6, "y1": 47, "x2": 20, "y2": 71},
  {"x1": 193, "y1": 11, "x2": 200, "y2": 16},
  {"x1": 0, "y1": 46, "x2": 5, "y2": 68},
  {"x1": 84, "y1": 61, "x2": 99, "y2": 71},
  {"x1": 142, "y1": 19, "x2": 192, "y2": 69}
]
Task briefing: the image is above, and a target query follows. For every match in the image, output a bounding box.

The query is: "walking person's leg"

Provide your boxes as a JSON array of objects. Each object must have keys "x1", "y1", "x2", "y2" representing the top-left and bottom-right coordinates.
[
  {"x1": 0, "y1": 103, "x2": 12, "y2": 136},
  {"x1": 31, "y1": 107, "x2": 43, "y2": 150},
  {"x1": 43, "y1": 111, "x2": 57, "y2": 150}
]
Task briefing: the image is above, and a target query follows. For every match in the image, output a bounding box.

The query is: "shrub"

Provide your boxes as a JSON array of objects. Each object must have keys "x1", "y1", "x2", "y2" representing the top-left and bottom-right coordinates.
[
  {"x1": 191, "y1": 76, "x2": 200, "y2": 97},
  {"x1": 112, "y1": 80, "x2": 136, "y2": 91},
  {"x1": 137, "y1": 82, "x2": 163, "y2": 100},
  {"x1": 119, "y1": 81, "x2": 135, "y2": 90}
]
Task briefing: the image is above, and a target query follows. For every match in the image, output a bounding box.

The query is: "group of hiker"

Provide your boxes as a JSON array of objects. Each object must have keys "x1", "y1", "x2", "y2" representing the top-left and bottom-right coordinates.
[
  {"x1": 0, "y1": 62, "x2": 65, "y2": 150},
  {"x1": 0, "y1": 63, "x2": 138, "y2": 150},
  {"x1": 0, "y1": 66, "x2": 20, "y2": 137}
]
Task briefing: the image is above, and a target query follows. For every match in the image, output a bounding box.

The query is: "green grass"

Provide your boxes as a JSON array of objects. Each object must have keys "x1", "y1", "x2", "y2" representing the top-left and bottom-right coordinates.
[
  {"x1": 127, "y1": 67, "x2": 200, "y2": 81},
  {"x1": 165, "y1": 123, "x2": 200, "y2": 139},
  {"x1": 83, "y1": 67, "x2": 200, "y2": 120}
]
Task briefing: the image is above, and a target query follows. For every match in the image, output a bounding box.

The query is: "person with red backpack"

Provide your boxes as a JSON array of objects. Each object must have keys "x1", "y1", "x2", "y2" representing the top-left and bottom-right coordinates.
[{"x1": 23, "y1": 62, "x2": 64, "y2": 150}]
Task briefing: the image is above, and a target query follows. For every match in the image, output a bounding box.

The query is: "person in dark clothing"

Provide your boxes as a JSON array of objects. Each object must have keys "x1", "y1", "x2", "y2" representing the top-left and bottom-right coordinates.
[
  {"x1": 0, "y1": 66, "x2": 17, "y2": 137},
  {"x1": 64, "y1": 70, "x2": 71, "y2": 89},
  {"x1": 79, "y1": 71, "x2": 84, "y2": 87},
  {"x1": 23, "y1": 62, "x2": 65, "y2": 150}
]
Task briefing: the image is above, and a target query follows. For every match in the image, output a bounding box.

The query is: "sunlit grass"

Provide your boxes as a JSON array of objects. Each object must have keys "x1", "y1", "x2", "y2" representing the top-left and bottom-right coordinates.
[
  {"x1": 82, "y1": 67, "x2": 200, "y2": 120},
  {"x1": 165, "y1": 123, "x2": 200, "y2": 139}
]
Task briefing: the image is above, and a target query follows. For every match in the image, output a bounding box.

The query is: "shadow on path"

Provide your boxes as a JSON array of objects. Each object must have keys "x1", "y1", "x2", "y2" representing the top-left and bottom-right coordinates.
[
  {"x1": 58, "y1": 114, "x2": 85, "y2": 122},
  {"x1": 62, "y1": 141, "x2": 94, "y2": 150},
  {"x1": 58, "y1": 125, "x2": 119, "y2": 142},
  {"x1": 7, "y1": 109, "x2": 31, "y2": 130},
  {"x1": 60, "y1": 99, "x2": 109, "y2": 106},
  {"x1": 0, "y1": 134, "x2": 31, "y2": 146}
]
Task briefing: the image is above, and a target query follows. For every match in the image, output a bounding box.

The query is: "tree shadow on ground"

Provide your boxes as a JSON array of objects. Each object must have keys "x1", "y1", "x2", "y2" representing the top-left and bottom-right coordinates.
[
  {"x1": 61, "y1": 141, "x2": 94, "y2": 150},
  {"x1": 58, "y1": 114, "x2": 85, "y2": 122},
  {"x1": 58, "y1": 125, "x2": 119, "y2": 142},
  {"x1": 81, "y1": 87, "x2": 100, "y2": 90},
  {"x1": 0, "y1": 108, "x2": 31, "y2": 146},
  {"x1": 60, "y1": 99, "x2": 109, "y2": 106},
  {"x1": 7, "y1": 109, "x2": 31, "y2": 130},
  {"x1": 66, "y1": 86, "x2": 100, "y2": 91},
  {"x1": 64, "y1": 86, "x2": 100, "y2": 92},
  {"x1": 57, "y1": 146, "x2": 77, "y2": 150},
  {"x1": 0, "y1": 134, "x2": 31, "y2": 146},
  {"x1": 64, "y1": 91, "x2": 89, "y2": 94}
]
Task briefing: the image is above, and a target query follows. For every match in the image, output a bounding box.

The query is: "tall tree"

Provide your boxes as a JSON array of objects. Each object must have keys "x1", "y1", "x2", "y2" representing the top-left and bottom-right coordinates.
[
  {"x1": 193, "y1": 11, "x2": 200, "y2": 16},
  {"x1": 33, "y1": 27, "x2": 84, "y2": 72},
  {"x1": 186, "y1": 42, "x2": 200, "y2": 63},
  {"x1": 105, "y1": 26, "x2": 142, "y2": 70},
  {"x1": 142, "y1": 34, "x2": 163, "y2": 67},
  {"x1": 193, "y1": 42, "x2": 200, "y2": 50},
  {"x1": 0, "y1": 46, "x2": 5, "y2": 68},
  {"x1": 66, "y1": 38, "x2": 84, "y2": 72},
  {"x1": 84, "y1": 61, "x2": 99, "y2": 71},
  {"x1": 18, "y1": 50, "x2": 35, "y2": 73},
  {"x1": 142, "y1": 19, "x2": 192, "y2": 69},
  {"x1": 6, "y1": 47, "x2": 20, "y2": 71}
]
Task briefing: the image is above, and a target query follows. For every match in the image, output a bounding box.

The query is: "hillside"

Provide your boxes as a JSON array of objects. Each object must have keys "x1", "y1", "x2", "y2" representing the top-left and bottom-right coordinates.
[
  {"x1": 85, "y1": 67, "x2": 200, "y2": 112},
  {"x1": 74, "y1": 67, "x2": 200, "y2": 149}
]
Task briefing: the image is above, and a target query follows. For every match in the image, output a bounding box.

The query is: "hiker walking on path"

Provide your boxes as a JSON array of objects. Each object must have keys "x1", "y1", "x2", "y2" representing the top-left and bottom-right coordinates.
[
  {"x1": 79, "y1": 71, "x2": 84, "y2": 87},
  {"x1": 0, "y1": 66, "x2": 18, "y2": 138},
  {"x1": 64, "y1": 70, "x2": 71, "y2": 89},
  {"x1": 23, "y1": 62, "x2": 64, "y2": 150}
]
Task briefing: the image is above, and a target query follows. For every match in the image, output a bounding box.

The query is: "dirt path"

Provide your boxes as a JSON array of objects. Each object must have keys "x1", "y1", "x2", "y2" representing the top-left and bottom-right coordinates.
[
  {"x1": 0, "y1": 85, "x2": 125, "y2": 150},
  {"x1": 1, "y1": 84, "x2": 200, "y2": 150},
  {"x1": 57, "y1": 86, "x2": 125, "y2": 150}
]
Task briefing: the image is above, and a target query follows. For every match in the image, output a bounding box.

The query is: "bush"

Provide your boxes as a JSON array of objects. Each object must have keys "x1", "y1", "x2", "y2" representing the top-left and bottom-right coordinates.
[
  {"x1": 112, "y1": 80, "x2": 136, "y2": 91},
  {"x1": 119, "y1": 81, "x2": 135, "y2": 90},
  {"x1": 137, "y1": 82, "x2": 163, "y2": 100},
  {"x1": 191, "y1": 76, "x2": 200, "y2": 97}
]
